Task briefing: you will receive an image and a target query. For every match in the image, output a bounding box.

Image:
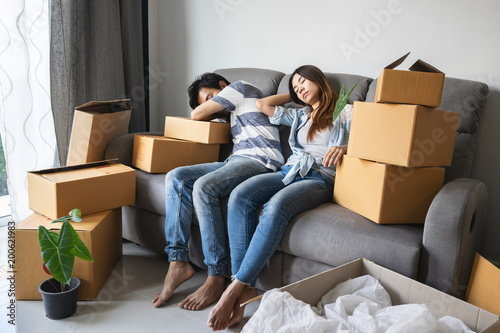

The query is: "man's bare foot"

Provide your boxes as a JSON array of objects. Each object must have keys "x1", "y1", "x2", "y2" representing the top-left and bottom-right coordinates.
[
  {"x1": 178, "y1": 275, "x2": 226, "y2": 311},
  {"x1": 152, "y1": 261, "x2": 195, "y2": 308},
  {"x1": 207, "y1": 279, "x2": 256, "y2": 331}
]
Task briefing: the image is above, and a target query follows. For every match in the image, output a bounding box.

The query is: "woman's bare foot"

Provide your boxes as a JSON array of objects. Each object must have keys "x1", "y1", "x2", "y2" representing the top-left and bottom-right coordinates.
[
  {"x1": 152, "y1": 261, "x2": 195, "y2": 307},
  {"x1": 207, "y1": 280, "x2": 257, "y2": 331},
  {"x1": 178, "y1": 275, "x2": 226, "y2": 311},
  {"x1": 227, "y1": 286, "x2": 258, "y2": 327}
]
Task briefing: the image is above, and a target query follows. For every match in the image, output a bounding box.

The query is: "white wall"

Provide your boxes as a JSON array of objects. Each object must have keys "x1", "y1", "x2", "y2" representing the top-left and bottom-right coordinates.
[{"x1": 149, "y1": 0, "x2": 500, "y2": 264}]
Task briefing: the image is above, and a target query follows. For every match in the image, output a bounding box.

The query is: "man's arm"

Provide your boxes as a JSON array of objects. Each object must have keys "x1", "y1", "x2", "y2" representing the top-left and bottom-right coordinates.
[{"x1": 191, "y1": 100, "x2": 226, "y2": 121}]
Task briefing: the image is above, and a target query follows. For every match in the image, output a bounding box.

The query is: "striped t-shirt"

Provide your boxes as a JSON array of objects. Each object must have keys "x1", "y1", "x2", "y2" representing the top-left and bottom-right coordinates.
[{"x1": 211, "y1": 81, "x2": 284, "y2": 171}]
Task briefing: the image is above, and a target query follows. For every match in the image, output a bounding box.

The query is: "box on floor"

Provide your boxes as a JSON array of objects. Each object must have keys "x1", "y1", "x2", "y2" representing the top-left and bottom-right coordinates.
[
  {"x1": 15, "y1": 209, "x2": 122, "y2": 300},
  {"x1": 374, "y1": 52, "x2": 445, "y2": 108},
  {"x1": 333, "y1": 155, "x2": 444, "y2": 224},
  {"x1": 258, "y1": 258, "x2": 499, "y2": 333},
  {"x1": 164, "y1": 116, "x2": 231, "y2": 144},
  {"x1": 347, "y1": 102, "x2": 459, "y2": 168},
  {"x1": 67, "y1": 99, "x2": 132, "y2": 166},
  {"x1": 466, "y1": 253, "x2": 500, "y2": 317},
  {"x1": 132, "y1": 135, "x2": 220, "y2": 173},
  {"x1": 28, "y1": 160, "x2": 135, "y2": 220}
]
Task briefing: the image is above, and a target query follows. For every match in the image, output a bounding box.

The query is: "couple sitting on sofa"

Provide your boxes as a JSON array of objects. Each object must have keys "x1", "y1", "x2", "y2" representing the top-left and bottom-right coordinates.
[{"x1": 152, "y1": 64, "x2": 352, "y2": 331}]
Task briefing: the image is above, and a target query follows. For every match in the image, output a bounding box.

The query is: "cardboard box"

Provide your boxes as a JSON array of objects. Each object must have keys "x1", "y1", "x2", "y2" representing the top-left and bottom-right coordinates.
[
  {"x1": 375, "y1": 53, "x2": 445, "y2": 108},
  {"x1": 28, "y1": 160, "x2": 135, "y2": 220},
  {"x1": 15, "y1": 209, "x2": 122, "y2": 300},
  {"x1": 466, "y1": 253, "x2": 500, "y2": 316},
  {"x1": 164, "y1": 117, "x2": 231, "y2": 144},
  {"x1": 348, "y1": 102, "x2": 459, "y2": 167},
  {"x1": 256, "y1": 258, "x2": 499, "y2": 332},
  {"x1": 132, "y1": 135, "x2": 220, "y2": 173},
  {"x1": 67, "y1": 99, "x2": 132, "y2": 166},
  {"x1": 333, "y1": 156, "x2": 444, "y2": 224}
]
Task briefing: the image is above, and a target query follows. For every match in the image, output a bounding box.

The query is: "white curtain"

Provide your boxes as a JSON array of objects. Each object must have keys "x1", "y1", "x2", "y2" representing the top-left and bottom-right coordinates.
[{"x1": 0, "y1": 0, "x2": 58, "y2": 222}]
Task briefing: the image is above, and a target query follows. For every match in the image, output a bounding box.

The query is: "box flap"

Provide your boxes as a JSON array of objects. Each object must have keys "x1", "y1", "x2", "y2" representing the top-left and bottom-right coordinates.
[
  {"x1": 76, "y1": 99, "x2": 131, "y2": 113},
  {"x1": 383, "y1": 52, "x2": 443, "y2": 74},
  {"x1": 29, "y1": 159, "x2": 119, "y2": 175},
  {"x1": 16, "y1": 212, "x2": 107, "y2": 231},
  {"x1": 409, "y1": 59, "x2": 443, "y2": 74},
  {"x1": 384, "y1": 52, "x2": 410, "y2": 69},
  {"x1": 40, "y1": 163, "x2": 132, "y2": 183}
]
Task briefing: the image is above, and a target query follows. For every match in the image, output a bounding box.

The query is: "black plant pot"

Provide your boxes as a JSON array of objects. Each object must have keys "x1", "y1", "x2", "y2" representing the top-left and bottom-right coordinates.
[{"x1": 38, "y1": 277, "x2": 80, "y2": 320}]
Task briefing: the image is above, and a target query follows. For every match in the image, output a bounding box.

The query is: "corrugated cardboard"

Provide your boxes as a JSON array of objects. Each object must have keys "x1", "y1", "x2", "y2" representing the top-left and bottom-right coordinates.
[
  {"x1": 333, "y1": 156, "x2": 444, "y2": 224},
  {"x1": 132, "y1": 135, "x2": 220, "y2": 173},
  {"x1": 67, "y1": 99, "x2": 132, "y2": 166},
  {"x1": 348, "y1": 102, "x2": 459, "y2": 167},
  {"x1": 466, "y1": 253, "x2": 500, "y2": 316},
  {"x1": 253, "y1": 258, "x2": 499, "y2": 333},
  {"x1": 375, "y1": 52, "x2": 445, "y2": 108},
  {"x1": 15, "y1": 209, "x2": 122, "y2": 300},
  {"x1": 164, "y1": 117, "x2": 231, "y2": 144},
  {"x1": 28, "y1": 160, "x2": 135, "y2": 220}
]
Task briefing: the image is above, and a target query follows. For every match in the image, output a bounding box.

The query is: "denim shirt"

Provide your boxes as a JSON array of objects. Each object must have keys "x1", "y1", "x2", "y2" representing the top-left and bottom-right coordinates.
[{"x1": 270, "y1": 104, "x2": 352, "y2": 185}]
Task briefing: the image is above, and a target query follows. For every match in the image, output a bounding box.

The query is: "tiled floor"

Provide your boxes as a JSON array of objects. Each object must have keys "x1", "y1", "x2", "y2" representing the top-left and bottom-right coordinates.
[{"x1": 0, "y1": 229, "x2": 260, "y2": 332}]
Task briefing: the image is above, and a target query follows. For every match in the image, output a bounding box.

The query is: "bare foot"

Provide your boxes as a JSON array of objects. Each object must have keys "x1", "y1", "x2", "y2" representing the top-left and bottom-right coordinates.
[
  {"x1": 178, "y1": 275, "x2": 226, "y2": 311},
  {"x1": 207, "y1": 280, "x2": 256, "y2": 331},
  {"x1": 152, "y1": 261, "x2": 195, "y2": 308},
  {"x1": 227, "y1": 286, "x2": 258, "y2": 327}
]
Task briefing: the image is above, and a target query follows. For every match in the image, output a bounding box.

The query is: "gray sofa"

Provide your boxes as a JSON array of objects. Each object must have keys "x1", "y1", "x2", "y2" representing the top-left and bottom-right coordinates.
[{"x1": 105, "y1": 67, "x2": 489, "y2": 299}]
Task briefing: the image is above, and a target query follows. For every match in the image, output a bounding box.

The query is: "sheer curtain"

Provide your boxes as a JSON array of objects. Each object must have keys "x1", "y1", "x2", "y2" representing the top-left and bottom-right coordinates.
[{"x1": 0, "y1": 0, "x2": 58, "y2": 222}]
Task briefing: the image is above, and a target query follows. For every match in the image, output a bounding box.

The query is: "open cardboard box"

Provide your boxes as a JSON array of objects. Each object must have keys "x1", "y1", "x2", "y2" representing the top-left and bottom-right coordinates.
[
  {"x1": 375, "y1": 52, "x2": 445, "y2": 108},
  {"x1": 15, "y1": 209, "x2": 122, "y2": 300},
  {"x1": 67, "y1": 99, "x2": 132, "y2": 166},
  {"x1": 247, "y1": 258, "x2": 499, "y2": 332},
  {"x1": 28, "y1": 160, "x2": 135, "y2": 220},
  {"x1": 348, "y1": 101, "x2": 459, "y2": 167},
  {"x1": 164, "y1": 116, "x2": 231, "y2": 144},
  {"x1": 132, "y1": 135, "x2": 220, "y2": 173}
]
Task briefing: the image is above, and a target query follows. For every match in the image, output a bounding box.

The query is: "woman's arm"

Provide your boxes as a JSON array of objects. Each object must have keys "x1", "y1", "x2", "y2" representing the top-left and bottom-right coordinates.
[
  {"x1": 323, "y1": 145, "x2": 348, "y2": 167},
  {"x1": 256, "y1": 94, "x2": 292, "y2": 117}
]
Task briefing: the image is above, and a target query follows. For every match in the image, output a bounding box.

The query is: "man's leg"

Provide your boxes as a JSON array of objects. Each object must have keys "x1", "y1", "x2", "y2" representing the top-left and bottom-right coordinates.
[
  {"x1": 152, "y1": 162, "x2": 224, "y2": 307},
  {"x1": 179, "y1": 157, "x2": 271, "y2": 310}
]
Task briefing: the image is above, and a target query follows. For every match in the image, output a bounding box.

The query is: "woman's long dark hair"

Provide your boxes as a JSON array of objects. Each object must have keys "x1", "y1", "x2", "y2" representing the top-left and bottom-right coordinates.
[{"x1": 288, "y1": 65, "x2": 339, "y2": 142}]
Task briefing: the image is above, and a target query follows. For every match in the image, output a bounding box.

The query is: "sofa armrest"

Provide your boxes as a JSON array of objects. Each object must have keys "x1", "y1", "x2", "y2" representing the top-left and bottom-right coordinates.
[
  {"x1": 104, "y1": 132, "x2": 163, "y2": 166},
  {"x1": 419, "y1": 178, "x2": 488, "y2": 299}
]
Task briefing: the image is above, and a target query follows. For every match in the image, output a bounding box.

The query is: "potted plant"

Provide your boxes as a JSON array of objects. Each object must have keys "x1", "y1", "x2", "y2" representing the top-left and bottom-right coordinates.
[{"x1": 37, "y1": 208, "x2": 94, "y2": 320}]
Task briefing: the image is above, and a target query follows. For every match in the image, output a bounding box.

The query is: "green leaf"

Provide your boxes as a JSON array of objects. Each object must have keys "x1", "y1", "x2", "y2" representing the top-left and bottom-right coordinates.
[
  {"x1": 333, "y1": 84, "x2": 357, "y2": 122},
  {"x1": 68, "y1": 223, "x2": 94, "y2": 262},
  {"x1": 38, "y1": 222, "x2": 75, "y2": 286},
  {"x1": 69, "y1": 208, "x2": 82, "y2": 222}
]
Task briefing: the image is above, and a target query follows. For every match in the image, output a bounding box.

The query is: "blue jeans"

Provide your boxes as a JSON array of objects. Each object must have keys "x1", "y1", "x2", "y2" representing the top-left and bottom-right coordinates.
[
  {"x1": 227, "y1": 166, "x2": 334, "y2": 285},
  {"x1": 164, "y1": 156, "x2": 271, "y2": 276}
]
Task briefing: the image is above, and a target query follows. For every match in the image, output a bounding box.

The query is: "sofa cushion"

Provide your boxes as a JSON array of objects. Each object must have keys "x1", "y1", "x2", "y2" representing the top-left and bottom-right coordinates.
[
  {"x1": 280, "y1": 203, "x2": 423, "y2": 278},
  {"x1": 213, "y1": 68, "x2": 285, "y2": 97},
  {"x1": 134, "y1": 170, "x2": 166, "y2": 215}
]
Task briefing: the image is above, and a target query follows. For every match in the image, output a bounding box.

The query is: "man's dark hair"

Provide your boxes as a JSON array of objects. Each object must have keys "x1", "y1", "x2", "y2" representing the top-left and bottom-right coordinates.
[{"x1": 188, "y1": 73, "x2": 231, "y2": 109}]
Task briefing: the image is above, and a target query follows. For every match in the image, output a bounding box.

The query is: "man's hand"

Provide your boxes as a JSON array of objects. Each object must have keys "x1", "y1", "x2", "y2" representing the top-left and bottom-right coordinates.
[{"x1": 323, "y1": 145, "x2": 347, "y2": 167}]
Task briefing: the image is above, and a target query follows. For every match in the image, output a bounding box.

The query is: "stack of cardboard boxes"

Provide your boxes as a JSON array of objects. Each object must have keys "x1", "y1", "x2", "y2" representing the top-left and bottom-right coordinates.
[
  {"x1": 16, "y1": 100, "x2": 137, "y2": 300},
  {"x1": 334, "y1": 54, "x2": 460, "y2": 224},
  {"x1": 131, "y1": 117, "x2": 231, "y2": 173}
]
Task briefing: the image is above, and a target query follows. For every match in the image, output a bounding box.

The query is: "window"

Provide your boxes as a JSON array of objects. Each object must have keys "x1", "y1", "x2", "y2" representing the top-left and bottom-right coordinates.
[{"x1": 0, "y1": 136, "x2": 10, "y2": 226}]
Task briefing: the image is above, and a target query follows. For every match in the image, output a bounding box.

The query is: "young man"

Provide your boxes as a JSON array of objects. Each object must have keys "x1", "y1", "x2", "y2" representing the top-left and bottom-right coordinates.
[{"x1": 152, "y1": 73, "x2": 283, "y2": 311}]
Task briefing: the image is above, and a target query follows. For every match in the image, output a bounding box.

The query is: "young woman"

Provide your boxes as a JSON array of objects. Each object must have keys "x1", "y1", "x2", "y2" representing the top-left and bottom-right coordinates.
[{"x1": 207, "y1": 65, "x2": 354, "y2": 331}]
